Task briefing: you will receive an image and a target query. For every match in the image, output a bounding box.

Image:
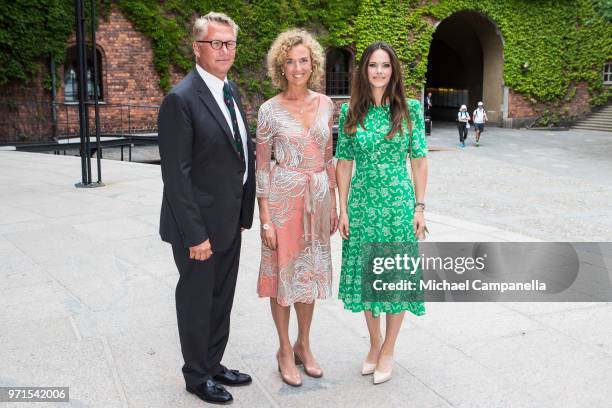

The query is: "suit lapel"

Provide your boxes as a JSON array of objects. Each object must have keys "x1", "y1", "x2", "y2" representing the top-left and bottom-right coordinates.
[{"x1": 192, "y1": 70, "x2": 238, "y2": 154}]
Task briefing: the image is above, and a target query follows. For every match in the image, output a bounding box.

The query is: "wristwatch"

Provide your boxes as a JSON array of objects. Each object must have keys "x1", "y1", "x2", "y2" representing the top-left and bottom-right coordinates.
[
  {"x1": 262, "y1": 223, "x2": 270, "y2": 230},
  {"x1": 415, "y1": 202, "x2": 426, "y2": 210}
]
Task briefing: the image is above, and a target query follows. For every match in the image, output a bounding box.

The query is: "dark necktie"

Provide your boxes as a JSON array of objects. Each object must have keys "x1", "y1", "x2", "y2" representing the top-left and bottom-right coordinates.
[{"x1": 222, "y1": 82, "x2": 246, "y2": 166}]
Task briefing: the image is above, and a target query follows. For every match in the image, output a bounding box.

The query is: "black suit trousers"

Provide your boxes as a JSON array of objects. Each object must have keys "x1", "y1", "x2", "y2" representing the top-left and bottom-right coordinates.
[{"x1": 171, "y1": 229, "x2": 241, "y2": 386}]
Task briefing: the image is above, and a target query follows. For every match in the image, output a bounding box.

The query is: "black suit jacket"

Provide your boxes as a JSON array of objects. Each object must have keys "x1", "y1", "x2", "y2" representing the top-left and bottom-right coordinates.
[{"x1": 158, "y1": 69, "x2": 256, "y2": 252}]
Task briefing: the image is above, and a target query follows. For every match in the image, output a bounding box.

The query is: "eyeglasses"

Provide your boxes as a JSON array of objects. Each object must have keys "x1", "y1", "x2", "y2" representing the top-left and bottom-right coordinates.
[{"x1": 195, "y1": 40, "x2": 237, "y2": 50}]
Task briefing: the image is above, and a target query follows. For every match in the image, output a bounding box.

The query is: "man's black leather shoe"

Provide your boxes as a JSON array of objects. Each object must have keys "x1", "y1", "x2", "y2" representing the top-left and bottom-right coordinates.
[
  {"x1": 213, "y1": 367, "x2": 252, "y2": 386},
  {"x1": 186, "y1": 379, "x2": 233, "y2": 405}
]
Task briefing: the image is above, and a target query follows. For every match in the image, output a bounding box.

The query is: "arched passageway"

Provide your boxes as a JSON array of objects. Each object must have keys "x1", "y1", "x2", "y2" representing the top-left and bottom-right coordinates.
[{"x1": 425, "y1": 11, "x2": 504, "y2": 124}]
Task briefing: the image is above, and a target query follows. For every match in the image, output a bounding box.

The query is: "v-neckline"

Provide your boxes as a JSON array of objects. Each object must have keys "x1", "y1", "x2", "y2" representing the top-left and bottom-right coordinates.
[{"x1": 275, "y1": 94, "x2": 321, "y2": 132}]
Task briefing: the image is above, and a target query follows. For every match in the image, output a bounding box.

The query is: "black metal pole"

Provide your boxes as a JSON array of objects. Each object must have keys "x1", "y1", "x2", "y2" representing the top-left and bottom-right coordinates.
[
  {"x1": 50, "y1": 57, "x2": 58, "y2": 141},
  {"x1": 90, "y1": 0, "x2": 103, "y2": 185},
  {"x1": 74, "y1": 0, "x2": 88, "y2": 186}
]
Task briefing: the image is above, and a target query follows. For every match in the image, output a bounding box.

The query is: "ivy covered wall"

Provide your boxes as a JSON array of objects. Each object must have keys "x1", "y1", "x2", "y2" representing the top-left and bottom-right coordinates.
[{"x1": 1, "y1": 0, "x2": 611, "y2": 118}]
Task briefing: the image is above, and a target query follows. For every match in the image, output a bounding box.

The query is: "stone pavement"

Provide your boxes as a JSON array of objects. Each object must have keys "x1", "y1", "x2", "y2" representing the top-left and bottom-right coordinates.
[
  {"x1": 426, "y1": 123, "x2": 612, "y2": 241},
  {"x1": 1, "y1": 123, "x2": 612, "y2": 408}
]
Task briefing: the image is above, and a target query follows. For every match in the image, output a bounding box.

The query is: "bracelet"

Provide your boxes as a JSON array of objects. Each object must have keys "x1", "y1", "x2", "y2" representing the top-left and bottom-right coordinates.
[{"x1": 415, "y1": 202, "x2": 426, "y2": 210}]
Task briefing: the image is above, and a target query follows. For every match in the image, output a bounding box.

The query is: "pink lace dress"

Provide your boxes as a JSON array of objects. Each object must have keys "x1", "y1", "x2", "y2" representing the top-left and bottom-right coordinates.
[{"x1": 256, "y1": 93, "x2": 337, "y2": 306}]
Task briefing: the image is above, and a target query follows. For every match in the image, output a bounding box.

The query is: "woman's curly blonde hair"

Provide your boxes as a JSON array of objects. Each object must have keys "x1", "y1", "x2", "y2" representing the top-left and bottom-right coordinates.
[{"x1": 266, "y1": 29, "x2": 325, "y2": 90}]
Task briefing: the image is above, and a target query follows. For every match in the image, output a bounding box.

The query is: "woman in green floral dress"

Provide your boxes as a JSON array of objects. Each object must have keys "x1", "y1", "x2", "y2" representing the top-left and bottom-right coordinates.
[{"x1": 335, "y1": 42, "x2": 429, "y2": 384}]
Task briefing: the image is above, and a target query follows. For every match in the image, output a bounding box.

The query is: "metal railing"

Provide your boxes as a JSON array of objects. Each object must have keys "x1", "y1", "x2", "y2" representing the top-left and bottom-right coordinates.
[{"x1": 0, "y1": 100, "x2": 160, "y2": 143}]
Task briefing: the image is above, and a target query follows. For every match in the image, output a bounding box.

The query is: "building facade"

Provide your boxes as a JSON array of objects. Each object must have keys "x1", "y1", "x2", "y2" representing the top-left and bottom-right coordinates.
[{"x1": 0, "y1": 4, "x2": 610, "y2": 143}]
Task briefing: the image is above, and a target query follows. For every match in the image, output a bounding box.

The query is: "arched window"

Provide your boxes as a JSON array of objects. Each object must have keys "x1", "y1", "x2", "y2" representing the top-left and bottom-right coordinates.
[
  {"x1": 325, "y1": 48, "x2": 352, "y2": 96},
  {"x1": 64, "y1": 45, "x2": 104, "y2": 102}
]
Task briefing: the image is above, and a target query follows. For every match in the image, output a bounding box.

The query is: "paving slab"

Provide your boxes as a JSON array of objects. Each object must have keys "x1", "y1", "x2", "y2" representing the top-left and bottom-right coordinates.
[{"x1": 2, "y1": 130, "x2": 612, "y2": 408}]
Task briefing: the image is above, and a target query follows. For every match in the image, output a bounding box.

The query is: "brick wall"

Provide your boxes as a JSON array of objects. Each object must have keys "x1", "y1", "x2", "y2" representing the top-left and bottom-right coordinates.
[
  {"x1": 0, "y1": 68, "x2": 55, "y2": 143},
  {"x1": 0, "y1": 8, "x2": 606, "y2": 142},
  {"x1": 507, "y1": 81, "x2": 592, "y2": 128},
  {"x1": 54, "y1": 8, "x2": 175, "y2": 136},
  {"x1": 568, "y1": 81, "x2": 591, "y2": 118},
  {"x1": 0, "y1": 8, "x2": 185, "y2": 143}
]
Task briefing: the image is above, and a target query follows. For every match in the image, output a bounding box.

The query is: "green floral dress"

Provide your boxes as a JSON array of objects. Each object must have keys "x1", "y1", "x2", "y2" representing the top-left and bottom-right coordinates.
[{"x1": 335, "y1": 99, "x2": 427, "y2": 318}]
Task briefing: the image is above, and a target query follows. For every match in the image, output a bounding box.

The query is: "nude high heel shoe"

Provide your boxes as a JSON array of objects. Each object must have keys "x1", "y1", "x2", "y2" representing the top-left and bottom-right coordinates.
[
  {"x1": 276, "y1": 351, "x2": 302, "y2": 387},
  {"x1": 373, "y1": 367, "x2": 393, "y2": 384},
  {"x1": 361, "y1": 361, "x2": 376, "y2": 375},
  {"x1": 373, "y1": 354, "x2": 393, "y2": 384},
  {"x1": 293, "y1": 347, "x2": 323, "y2": 378},
  {"x1": 363, "y1": 338, "x2": 383, "y2": 375}
]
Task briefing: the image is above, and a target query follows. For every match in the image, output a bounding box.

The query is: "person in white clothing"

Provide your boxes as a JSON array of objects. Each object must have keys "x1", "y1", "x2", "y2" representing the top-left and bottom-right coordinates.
[
  {"x1": 472, "y1": 101, "x2": 488, "y2": 146},
  {"x1": 456, "y1": 104, "x2": 470, "y2": 147}
]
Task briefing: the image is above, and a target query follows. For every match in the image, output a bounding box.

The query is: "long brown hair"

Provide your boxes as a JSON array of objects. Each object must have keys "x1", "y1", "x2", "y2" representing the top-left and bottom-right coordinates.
[{"x1": 343, "y1": 42, "x2": 411, "y2": 138}]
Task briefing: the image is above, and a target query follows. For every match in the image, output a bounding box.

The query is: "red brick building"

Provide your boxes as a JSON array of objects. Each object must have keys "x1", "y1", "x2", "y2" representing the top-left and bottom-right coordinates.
[{"x1": 0, "y1": 8, "x2": 608, "y2": 143}]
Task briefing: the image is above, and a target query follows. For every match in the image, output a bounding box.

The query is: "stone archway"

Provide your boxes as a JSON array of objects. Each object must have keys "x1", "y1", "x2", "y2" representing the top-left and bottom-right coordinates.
[{"x1": 425, "y1": 10, "x2": 504, "y2": 124}]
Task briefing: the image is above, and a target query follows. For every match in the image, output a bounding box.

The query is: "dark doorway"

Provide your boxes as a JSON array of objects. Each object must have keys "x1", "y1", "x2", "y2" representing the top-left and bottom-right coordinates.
[{"x1": 425, "y1": 11, "x2": 503, "y2": 124}]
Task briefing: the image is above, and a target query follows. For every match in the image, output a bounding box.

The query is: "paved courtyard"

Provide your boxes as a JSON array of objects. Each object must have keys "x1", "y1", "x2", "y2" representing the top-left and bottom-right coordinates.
[
  {"x1": 426, "y1": 122, "x2": 612, "y2": 241},
  {"x1": 1, "y1": 124, "x2": 612, "y2": 407}
]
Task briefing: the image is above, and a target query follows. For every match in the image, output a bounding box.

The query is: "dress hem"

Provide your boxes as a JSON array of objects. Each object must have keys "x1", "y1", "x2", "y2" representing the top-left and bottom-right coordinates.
[
  {"x1": 257, "y1": 292, "x2": 332, "y2": 307},
  {"x1": 339, "y1": 298, "x2": 426, "y2": 318}
]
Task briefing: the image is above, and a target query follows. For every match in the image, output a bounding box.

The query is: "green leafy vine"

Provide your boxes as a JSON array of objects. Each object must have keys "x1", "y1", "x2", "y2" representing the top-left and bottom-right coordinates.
[{"x1": 1, "y1": 0, "x2": 610, "y2": 117}]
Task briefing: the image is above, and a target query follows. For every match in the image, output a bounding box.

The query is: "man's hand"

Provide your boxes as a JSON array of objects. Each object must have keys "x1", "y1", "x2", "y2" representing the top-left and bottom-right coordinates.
[{"x1": 189, "y1": 239, "x2": 213, "y2": 261}]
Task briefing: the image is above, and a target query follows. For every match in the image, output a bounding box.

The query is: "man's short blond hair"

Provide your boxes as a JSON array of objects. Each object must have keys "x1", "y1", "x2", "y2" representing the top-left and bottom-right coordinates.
[
  {"x1": 192, "y1": 12, "x2": 239, "y2": 40},
  {"x1": 266, "y1": 29, "x2": 325, "y2": 90}
]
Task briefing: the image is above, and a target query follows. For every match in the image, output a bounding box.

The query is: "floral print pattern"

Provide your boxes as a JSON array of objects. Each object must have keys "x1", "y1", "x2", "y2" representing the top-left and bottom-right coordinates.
[
  {"x1": 335, "y1": 99, "x2": 427, "y2": 318},
  {"x1": 256, "y1": 94, "x2": 337, "y2": 306}
]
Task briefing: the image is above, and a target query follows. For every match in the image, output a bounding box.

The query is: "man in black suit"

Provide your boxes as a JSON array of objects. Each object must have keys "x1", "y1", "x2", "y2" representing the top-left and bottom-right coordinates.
[{"x1": 157, "y1": 11, "x2": 255, "y2": 405}]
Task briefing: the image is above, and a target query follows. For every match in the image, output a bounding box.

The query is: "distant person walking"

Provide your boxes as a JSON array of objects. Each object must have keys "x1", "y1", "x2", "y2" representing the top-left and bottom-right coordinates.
[
  {"x1": 472, "y1": 101, "x2": 487, "y2": 146},
  {"x1": 424, "y1": 92, "x2": 432, "y2": 135},
  {"x1": 424, "y1": 92, "x2": 432, "y2": 116},
  {"x1": 457, "y1": 104, "x2": 470, "y2": 147}
]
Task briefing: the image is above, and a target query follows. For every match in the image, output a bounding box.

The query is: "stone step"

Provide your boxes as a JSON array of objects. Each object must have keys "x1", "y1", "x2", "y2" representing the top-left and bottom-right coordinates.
[
  {"x1": 578, "y1": 119, "x2": 612, "y2": 126},
  {"x1": 575, "y1": 119, "x2": 611, "y2": 125},
  {"x1": 589, "y1": 112, "x2": 612, "y2": 118},
  {"x1": 575, "y1": 119, "x2": 611, "y2": 124},
  {"x1": 574, "y1": 105, "x2": 612, "y2": 131},
  {"x1": 573, "y1": 124, "x2": 612, "y2": 132}
]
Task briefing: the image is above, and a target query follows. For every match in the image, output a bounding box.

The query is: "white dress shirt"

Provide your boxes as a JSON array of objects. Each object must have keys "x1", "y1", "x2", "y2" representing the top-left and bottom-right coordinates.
[{"x1": 196, "y1": 64, "x2": 248, "y2": 184}]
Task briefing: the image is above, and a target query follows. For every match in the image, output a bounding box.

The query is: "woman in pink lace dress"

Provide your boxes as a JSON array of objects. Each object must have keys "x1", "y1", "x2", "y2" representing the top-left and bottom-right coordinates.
[{"x1": 256, "y1": 29, "x2": 338, "y2": 387}]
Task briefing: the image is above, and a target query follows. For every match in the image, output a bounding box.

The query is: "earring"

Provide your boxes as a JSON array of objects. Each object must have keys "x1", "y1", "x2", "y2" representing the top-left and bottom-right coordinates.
[{"x1": 281, "y1": 71, "x2": 285, "y2": 76}]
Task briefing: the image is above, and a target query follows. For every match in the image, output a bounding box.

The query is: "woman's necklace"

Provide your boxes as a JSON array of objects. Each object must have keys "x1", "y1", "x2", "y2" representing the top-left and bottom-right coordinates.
[{"x1": 284, "y1": 92, "x2": 309, "y2": 115}]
